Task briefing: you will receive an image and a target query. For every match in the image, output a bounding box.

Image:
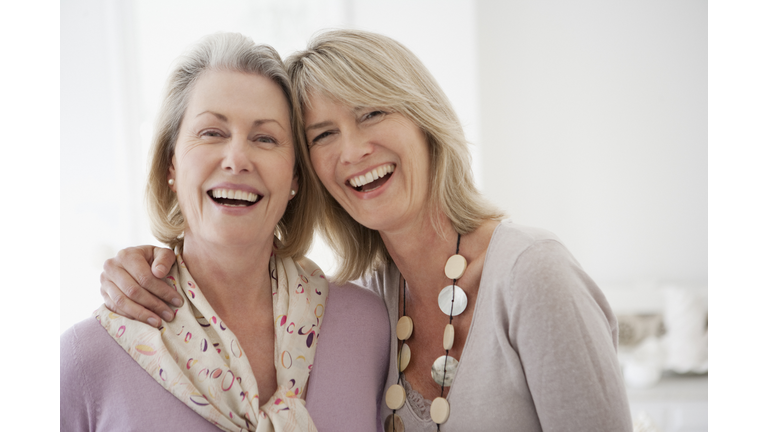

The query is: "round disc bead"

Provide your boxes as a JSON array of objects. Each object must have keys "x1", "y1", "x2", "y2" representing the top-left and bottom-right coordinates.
[
  {"x1": 396, "y1": 316, "x2": 413, "y2": 340},
  {"x1": 444, "y1": 254, "x2": 467, "y2": 279},
  {"x1": 430, "y1": 397, "x2": 451, "y2": 424},
  {"x1": 384, "y1": 413, "x2": 404, "y2": 432},
  {"x1": 431, "y1": 355, "x2": 460, "y2": 387},
  {"x1": 385, "y1": 384, "x2": 407, "y2": 410},
  {"x1": 437, "y1": 285, "x2": 468, "y2": 316}
]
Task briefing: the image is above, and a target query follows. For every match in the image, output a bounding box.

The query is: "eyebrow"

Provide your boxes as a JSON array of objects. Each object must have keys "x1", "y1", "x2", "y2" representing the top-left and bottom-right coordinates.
[
  {"x1": 195, "y1": 111, "x2": 285, "y2": 130},
  {"x1": 305, "y1": 120, "x2": 333, "y2": 132}
]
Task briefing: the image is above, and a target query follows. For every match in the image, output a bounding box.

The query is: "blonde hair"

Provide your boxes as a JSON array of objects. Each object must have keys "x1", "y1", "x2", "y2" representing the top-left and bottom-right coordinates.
[
  {"x1": 286, "y1": 29, "x2": 504, "y2": 282},
  {"x1": 146, "y1": 32, "x2": 322, "y2": 258}
]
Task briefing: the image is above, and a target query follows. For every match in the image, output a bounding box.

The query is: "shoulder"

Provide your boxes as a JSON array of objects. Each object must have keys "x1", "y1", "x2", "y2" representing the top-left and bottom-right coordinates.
[
  {"x1": 61, "y1": 316, "x2": 113, "y2": 370},
  {"x1": 330, "y1": 281, "x2": 386, "y2": 307},
  {"x1": 483, "y1": 219, "x2": 614, "y2": 322},
  {"x1": 60, "y1": 317, "x2": 115, "y2": 430},
  {"x1": 316, "y1": 281, "x2": 389, "y2": 356},
  {"x1": 484, "y1": 220, "x2": 619, "y2": 345},
  {"x1": 345, "y1": 262, "x2": 399, "y2": 301},
  {"x1": 484, "y1": 219, "x2": 581, "y2": 285},
  {"x1": 61, "y1": 316, "x2": 133, "y2": 389},
  {"x1": 324, "y1": 282, "x2": 389, "y2": 332},
  {"x1": 487, "y1": 219, "x2": 565, "y2": 262},
  {"x1": 61, "y1": 315, "x2": 156, "y2": 392}
]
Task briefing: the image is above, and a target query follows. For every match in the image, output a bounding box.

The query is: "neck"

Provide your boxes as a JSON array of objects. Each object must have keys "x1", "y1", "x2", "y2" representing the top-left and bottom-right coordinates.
[
  {"x1": 380, "y1": 211, "x2": 458, "y2": 304},
  {"x1": 380, "y1": 212, "x2": 501, "y2": 306},
  {"x1": 180, "y1": 234, "x2": 274, "y2": 317}
]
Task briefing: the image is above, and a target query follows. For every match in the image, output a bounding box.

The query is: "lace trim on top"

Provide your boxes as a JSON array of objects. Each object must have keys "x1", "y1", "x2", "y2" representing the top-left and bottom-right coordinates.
[{"x1": 403, "y1": 377, "x2": 433, "y2": 421}]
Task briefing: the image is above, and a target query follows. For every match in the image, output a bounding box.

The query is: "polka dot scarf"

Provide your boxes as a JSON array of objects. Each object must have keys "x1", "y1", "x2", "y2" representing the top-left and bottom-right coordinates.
[{"x1": 95, "y1": 252, "x2": 329, "y2": 431}]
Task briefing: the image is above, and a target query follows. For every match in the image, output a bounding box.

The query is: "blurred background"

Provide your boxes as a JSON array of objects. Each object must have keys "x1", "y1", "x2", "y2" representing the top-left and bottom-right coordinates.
[{"x1": 61, "y1": 1, "x2": 706, "y2": 430}]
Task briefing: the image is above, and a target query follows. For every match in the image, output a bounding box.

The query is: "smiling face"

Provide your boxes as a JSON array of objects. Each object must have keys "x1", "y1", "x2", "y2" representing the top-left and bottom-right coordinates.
[
  {"x1": 169, "y1": 70, "x2": 297, "y2": 249},
  {"x1": 303, "y1": 92, "x2": 432, "y2": 234}
]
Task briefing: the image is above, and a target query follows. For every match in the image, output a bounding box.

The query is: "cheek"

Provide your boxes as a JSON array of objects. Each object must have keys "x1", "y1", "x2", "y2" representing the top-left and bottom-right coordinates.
[
  {"x1": 309, "y1": 150, "x2": 336, "y2": 189},
  {"x1": 262, "y1": 151, "x2": 297, "y2": 192}
]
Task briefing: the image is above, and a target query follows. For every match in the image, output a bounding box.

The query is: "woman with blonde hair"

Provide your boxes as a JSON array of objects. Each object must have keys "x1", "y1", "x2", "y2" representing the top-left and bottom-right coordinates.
[
  {"x1": 100, "y1": 29, "x2": 633, "y2": 431},
  {"x1": 60, "y1": 32, "x2": 388, "y2": 432}
]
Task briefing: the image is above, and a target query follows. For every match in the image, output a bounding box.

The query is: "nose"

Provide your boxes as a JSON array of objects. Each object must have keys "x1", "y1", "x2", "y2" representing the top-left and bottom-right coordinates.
[
  {"x1": 221, "y1": 135, "x2": 255, "y2": 173},
  {"x1": 339, "y1": 128, "x2": 374, "y2": 165}
]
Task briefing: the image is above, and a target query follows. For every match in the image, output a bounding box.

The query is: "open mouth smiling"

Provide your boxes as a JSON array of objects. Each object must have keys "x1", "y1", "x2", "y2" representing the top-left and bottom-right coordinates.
[
  {"x1": 207, "y1": 188, "x2": 262, "y2": 207},
  {"x1": 347, "y1": 164, "x2": 395, "y2": 192}
]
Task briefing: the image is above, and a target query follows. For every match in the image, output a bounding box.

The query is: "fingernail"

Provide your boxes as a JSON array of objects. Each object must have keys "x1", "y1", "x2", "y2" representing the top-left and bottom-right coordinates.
[
  {"x1": 171, "y1": 298, "x2": 183, "y2": 307},
  {"x1": 156, "y1": 264, "x2": 168, "y2": 274},
  {"x1": 148, "y1": 317, "x2": 160, "y2": 327},
  {"x1": 162, "y1": 311, "x2": 174, "y2": 321}
]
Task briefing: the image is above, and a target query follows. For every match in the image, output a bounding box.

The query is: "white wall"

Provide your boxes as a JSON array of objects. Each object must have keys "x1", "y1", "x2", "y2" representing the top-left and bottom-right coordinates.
[
  {"x1": 61, "y1": 0, "x2": 706, "y2": 332},
  {"x1": 477, "y1": 0, "x2": 707, "y2": 307},
  {"x1": 60, "y1": 0, "x2": 478, "y2": 332},
  {"x1": 61, "y1": 0, "x2": 141, "y2": 332}
]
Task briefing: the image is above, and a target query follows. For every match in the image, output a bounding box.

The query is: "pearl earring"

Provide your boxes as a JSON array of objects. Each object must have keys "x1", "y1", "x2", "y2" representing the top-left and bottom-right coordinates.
[
  {"x1": 290, "y1": 189, "x2": 296, "y2": 196},
  {"x1": 168, "y1": 179, "x2": 175, "y2": 186}
]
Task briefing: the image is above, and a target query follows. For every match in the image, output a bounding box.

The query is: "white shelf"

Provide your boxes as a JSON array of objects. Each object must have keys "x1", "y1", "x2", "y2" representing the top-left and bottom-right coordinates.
[{"x1": 627, "y1": 373, "x2": 707, "y2": 432}]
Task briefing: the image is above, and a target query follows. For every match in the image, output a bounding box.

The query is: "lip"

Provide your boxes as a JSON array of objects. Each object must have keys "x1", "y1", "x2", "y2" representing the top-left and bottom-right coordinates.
[{"x1": 345, "y1": 164, "x2": 396, "y2": 200}]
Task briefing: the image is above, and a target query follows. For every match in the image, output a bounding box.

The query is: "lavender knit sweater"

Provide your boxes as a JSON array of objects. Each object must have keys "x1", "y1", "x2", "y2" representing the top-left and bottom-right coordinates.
[{"x1": 60, "y1": 283, "x2": 390, "y2": 432}]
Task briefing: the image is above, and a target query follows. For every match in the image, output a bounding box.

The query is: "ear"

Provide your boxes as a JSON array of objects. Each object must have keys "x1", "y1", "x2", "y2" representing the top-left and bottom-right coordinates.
[
  {"x1": 168, "y1": 157, "x2": 177, "y2": 192},
  {"x1": 289, "y1": 175, "x2": 299, "y2": 200}
]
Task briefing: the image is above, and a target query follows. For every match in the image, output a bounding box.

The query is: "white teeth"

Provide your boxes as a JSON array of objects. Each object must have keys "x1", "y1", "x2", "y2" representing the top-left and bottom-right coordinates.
[
  {"x1": 210, "y1": 189, "x2": 259, "y2": 202},
  {"x1": 348, "y1": 164, "x2": 395, "y2": 189}
]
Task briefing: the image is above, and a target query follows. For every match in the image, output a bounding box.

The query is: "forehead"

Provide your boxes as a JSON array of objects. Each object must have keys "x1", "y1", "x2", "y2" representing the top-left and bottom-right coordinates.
[{"x1": 187, "y1": 70, "x2": 290, "y2": 123}]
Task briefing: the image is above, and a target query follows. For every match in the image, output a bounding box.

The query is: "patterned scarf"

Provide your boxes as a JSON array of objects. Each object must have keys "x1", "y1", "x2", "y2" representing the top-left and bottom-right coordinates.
[{"x1": 95, "y1": 251, "x2": 329, "y2": 431}]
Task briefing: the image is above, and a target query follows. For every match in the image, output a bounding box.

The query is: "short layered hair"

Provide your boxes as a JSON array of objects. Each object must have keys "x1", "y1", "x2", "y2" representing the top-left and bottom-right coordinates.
[
  {"x1": 146, "y1": 32, "x2": 322, "y2": 258},
  {"x1": 285, "y1": 29, "x2": 504, "y2": 282}
]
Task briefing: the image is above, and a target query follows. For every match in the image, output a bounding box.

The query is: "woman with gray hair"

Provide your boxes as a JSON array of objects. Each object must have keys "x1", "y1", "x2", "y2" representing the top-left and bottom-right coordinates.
[
  {"x1": 100, "y1": 29, "x2": 633, "y2": 431},
  {"x1": 60, "y1": 32, "x2": 388, "y2": 432}
]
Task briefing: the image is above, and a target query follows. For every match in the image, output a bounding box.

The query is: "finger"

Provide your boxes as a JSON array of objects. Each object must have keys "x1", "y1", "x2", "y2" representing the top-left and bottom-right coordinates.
[
  {"x1": 100, "y1": 275, "x2": 165, "y2": 328},
  {"x1": 118, "y1": 246, "x2": 182, "y2": 310},
  {"x1": 103, "y1": 253, "x2": 177, "y2": 322},
  {"x1": 151, "y1": 248, "x2": 178, "y2": 298},
  {"x1": 151, "y1": 246, "x2": 175, "y2": 278}
]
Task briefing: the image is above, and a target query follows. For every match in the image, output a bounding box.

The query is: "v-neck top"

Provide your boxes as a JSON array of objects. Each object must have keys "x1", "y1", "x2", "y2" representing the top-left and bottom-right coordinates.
[{"x1": 359, "y1": 219, "x2": 632, "y2": 431}]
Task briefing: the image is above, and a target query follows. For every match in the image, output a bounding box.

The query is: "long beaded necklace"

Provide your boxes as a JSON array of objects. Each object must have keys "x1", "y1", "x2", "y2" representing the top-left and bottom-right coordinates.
[{"x1": 385, "y1": 234, "x2": 468, "y2": 431}]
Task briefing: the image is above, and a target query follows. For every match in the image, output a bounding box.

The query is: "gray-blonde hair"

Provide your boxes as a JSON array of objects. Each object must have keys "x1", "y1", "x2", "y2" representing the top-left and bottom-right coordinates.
[
  {"x1": 285, "y1": 29, "x2": 504, "y2": 282},
  {"x1": 147, "y1": 32, "x2": 322, "y2": 258}
]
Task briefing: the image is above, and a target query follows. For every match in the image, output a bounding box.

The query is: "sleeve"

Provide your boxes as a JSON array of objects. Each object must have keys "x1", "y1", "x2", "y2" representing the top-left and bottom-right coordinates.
[
  {"x1": 507, "y1": 239, "x2": 632, "y2": 432},
  {"x1": 60, "y1": 323, "x2": 94, "y2": 432}
]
